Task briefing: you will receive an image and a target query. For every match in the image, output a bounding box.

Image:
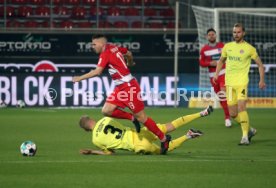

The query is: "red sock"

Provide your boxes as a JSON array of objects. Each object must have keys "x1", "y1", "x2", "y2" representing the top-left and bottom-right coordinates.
[
  {"x1": 144, "y1": 117, "x2": 165, "y2": 140},
  {"x1": 111, "y1": 109, "x2": 133, "y2": 121},
  {"x1": 220, "y1": 100, "x2": 230, "y2": 119}
]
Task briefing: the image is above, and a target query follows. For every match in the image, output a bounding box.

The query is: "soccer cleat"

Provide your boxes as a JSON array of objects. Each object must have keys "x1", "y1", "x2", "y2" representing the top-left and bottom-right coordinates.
[
  {"x1": 160, "y1": 135, "x2": 171, "y2": 155},
  {"x1": 225, "y1": 119, "x2": 232, "y2": 128},
  {"x1": 186, "y1": 129, "x2": 203, "y2": 139},
  {"x1": 132, "y1": 118, "x2": 141, "y2": 133},
  {"x1": 248, "y1": 128, "x2": 257, "y2": 142},
  {"x1": 200, "y1": 105, "x2": 213, "y2": 117},
  {"x1": 238, "y1": 137, "x2": 250, "y2": 145}
]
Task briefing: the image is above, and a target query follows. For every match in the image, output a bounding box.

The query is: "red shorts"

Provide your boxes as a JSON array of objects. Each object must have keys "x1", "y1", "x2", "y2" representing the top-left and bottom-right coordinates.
[
  {"x1": 210, "y1": 74, "x2": 225, "y2": 93},
  {"x1": 106, "y1": 79, "x2": 145, "y2": 114}
]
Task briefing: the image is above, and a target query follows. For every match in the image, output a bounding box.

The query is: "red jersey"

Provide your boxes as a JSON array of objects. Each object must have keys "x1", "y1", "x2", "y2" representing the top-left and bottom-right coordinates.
[
  {"x1": 199, "y1": 42, "x2": 226, "y2": 77},
  {"x1": 97, "y1": 44, "x2": 133, "y2": 85}
]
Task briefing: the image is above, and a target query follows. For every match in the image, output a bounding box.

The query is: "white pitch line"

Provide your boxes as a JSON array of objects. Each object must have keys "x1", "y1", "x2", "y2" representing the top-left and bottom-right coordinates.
[
  {"x1": 22, "y1": 109, "x2": 57, "y2": 113},
  {"x1": 1, "y1": 159, "x2": 276, "y2": 164}
]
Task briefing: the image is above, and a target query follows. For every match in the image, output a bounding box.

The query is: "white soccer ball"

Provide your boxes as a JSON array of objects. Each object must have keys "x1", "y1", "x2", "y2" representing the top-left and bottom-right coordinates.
[
  {"x1": 20, "y1": 141, "x2": 37, "y2": 156},
  {"x1": 0, "y1": 100, "x2": 7, "y2": 108},
  {"x1": 17, "y1": 100, "x2": 26, "y2": 108}
]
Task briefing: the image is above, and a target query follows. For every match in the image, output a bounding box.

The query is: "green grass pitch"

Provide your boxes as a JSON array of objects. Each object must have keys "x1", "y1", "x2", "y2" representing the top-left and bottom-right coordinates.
[{"x1": 0, "y1": 107, "x2": 276, "y2": 188}]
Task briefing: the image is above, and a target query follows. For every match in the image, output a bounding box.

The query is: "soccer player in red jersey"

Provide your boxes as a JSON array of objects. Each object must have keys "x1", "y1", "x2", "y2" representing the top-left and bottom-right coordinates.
[
  {"x1": 199, "y1": 28, "x2": 231, "y2": 127},
  {"x1": 72, "y1": 34, "x2": 171, "y2": 154}
]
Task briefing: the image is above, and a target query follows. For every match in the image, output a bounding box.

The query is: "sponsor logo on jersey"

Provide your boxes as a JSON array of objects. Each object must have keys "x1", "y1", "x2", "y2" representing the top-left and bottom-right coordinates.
[
  {"x1": 228, "y1": 56, "x2": 241, "y2": 62},
  {"x1": 204, "y1": 48, "x2": 222, "y2": 56}
]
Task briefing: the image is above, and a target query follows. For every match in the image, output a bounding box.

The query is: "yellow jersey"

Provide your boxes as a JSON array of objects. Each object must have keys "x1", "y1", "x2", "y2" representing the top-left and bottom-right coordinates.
[
  {"x1": 92, "y1": 117, "x2": 134, "y2": 152},
  {"x1": 221, "y1": 41, "x2": 258, "y2": 86}
]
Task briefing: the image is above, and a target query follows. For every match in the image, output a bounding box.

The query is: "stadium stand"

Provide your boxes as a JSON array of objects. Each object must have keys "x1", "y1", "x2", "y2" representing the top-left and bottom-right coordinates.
[
  {"x1": 0, "y1": 0, "x2": 176, "y2": 28},
  {"x1": 1, "y1": 0, "x2": 276, "y2": 29}
]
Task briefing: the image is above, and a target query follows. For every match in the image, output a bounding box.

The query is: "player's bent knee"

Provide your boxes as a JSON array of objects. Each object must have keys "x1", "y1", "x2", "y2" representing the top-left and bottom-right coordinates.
[
  {"x1": 238, "y1": 105, "x2": 247, "y2": 112},
  {"x1": 136, "y1": 116, "x2": 147, "y2": 123},
  {"x1": 230, "y1": 111, "x2": 238, "y2": 118},
  {"x1": 134, "y1": 111, "x2": 147, "y2": 123},
  {"x1": 101, "y1": 108, "x2": 113, "y2": 116},
  {"x1": 229, "y1": 107, "x2": 238, "y2": 117}
]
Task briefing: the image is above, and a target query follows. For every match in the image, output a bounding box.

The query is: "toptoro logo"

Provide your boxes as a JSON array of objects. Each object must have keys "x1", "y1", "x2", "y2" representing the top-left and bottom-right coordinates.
[
  {"x1": 163, "y1": 36, "x2": 199, "y2": 52},
  {"x1": 0, "y1": 41, "x2": 51, "y2": 51},
  {"x1": 77, "y1": 42, "x2": 140, "y2": 52},
  {"x1": 0, "y1": 34, "x2": 51, "y2": 52}
]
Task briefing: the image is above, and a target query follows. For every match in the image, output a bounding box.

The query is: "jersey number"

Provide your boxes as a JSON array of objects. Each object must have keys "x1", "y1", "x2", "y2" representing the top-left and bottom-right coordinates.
[
  {"x1": 116, "y1": 52, "x2": 128, "y2": 69},
  {"x1": 103, "y1": 125, "x2": 123, "y2": 139}
]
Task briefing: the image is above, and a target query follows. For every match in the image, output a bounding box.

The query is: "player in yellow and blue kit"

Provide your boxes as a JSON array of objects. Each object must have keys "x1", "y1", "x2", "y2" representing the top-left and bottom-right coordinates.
[
  {"x1": 78, "y1": 106, "x2": 213, "y2": 155},
  {"x1": 214, "y1": 23, "x2": 266, "y2": 145}
]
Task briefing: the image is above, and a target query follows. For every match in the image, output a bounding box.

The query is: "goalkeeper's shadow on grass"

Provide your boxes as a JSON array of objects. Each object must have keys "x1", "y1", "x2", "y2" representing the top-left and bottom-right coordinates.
[{"x1": 79, "y1": 150, "x2": 196, "y2": 158}]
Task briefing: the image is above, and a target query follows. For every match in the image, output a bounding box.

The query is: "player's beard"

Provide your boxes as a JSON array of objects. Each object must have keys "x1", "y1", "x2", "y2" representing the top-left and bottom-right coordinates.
[
  {"x1": 209, "y1": 39, "x2": 216, "y2": 44},
  {"x1": 234, "y1": 36, "x2": 243, "y2": 43},
  {"x1": 92, "y1": 48, "x2": 100, "y2": 54}
]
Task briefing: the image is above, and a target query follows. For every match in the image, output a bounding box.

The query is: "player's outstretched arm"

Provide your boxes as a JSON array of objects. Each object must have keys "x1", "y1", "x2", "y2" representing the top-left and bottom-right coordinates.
[
  {"x1": 254, "y1": 57, "x2": 266, "y2": 89},
  {"x1": 79, "y1": 149, "x2": 114, "y2": 155},
  {"x1": 72, "y1": 67, "x2": 104, "y2": 83}
]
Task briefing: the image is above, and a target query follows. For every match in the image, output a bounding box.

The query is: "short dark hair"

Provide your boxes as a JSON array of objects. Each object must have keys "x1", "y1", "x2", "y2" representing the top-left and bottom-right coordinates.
[
  {"x1": 207, "y1": 28, "x2": 216, "y2": 34},
  {"x1": 92, "y1": 34, "x2": 107, "y2": 40},
  {"x1": 234, "y1": 23, "x2": 245, "y2": 32}
]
